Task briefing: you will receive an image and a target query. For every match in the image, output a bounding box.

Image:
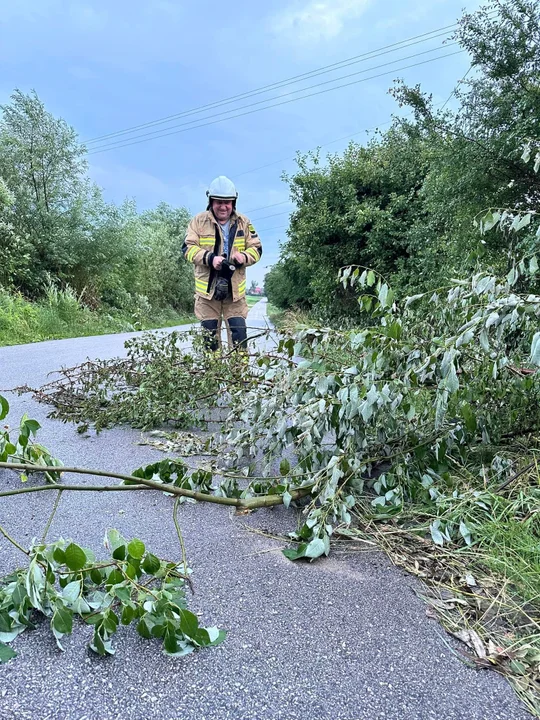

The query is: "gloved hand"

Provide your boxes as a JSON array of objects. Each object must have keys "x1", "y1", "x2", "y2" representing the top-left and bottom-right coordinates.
[{"x1": 230, "y1": 250, "x2": 245, "y2": 265}]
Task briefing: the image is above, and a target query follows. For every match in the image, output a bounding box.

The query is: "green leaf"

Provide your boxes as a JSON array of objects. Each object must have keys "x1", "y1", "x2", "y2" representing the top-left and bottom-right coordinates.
[
  {"x1": 164, "y1": 630, "x2": 178, "y2": 654},
  {"x1": 23, "y1": 419, "x2": 40, "y2": 435},
  {"x1": 137, "y1": 618, "x2": 152, "y2": 640},
  {"x1": 64, "y1": 543, "x2": 87, "y2": 571},
  {"x1": 480, "y1": 210, "x2": 500, "y2": 233},
  {"x1": 459, "y1": 520, "x2": 472, "y2": 546},
  {"x1": 106, "y1": 569, "x2": 124, "y2": 587},
  {"x1": 53, "y1": 547, "x2": 66, "y2": 565},
  {"x1": 444, "y1": 363, "x2": 459, "y2": 394},
  {"x1": 0, "y1": 396, "x2": 9, "y2": 421},
  {"x1": 378, "y1": 283, "x2": 389, "y2": 307},
  {"x1": 52, "y1": 606, "x2": 73, "y2": 635},
  {"x1": 529, "y1": 255, "x2": 539, "y2": 275},
  {"x1": 103, "y1": 611, "x2": 119, "y2": 635},
  {"x1": 142, "y1": 553, "x2": 161, "y2": 575},
  {"x1": 127, "y1": 539, "x2": 145, "y2": 560},
  {"x1": 0, "y1": 642, "x2": 17, "y2": 664},
  {"x1": 279, "y1": 458, "x2": 290, "y2": 476},
  {"x1": 90, "y1": 627, "x2": 107, "y2": 656},
  {"x1": 90, "y1": 568, "x2": 103, "y2": 584},
  {"x1": 282, "y1": 491, "x2": 292, "y2": 509},
  {"x1": 366, "y1": 270, "x2": 376, "y2": 287},
  {"x1": 506, "y1": 267, "x2": 518, "y2": 286},
  {"x1": 531, "y1": 332, "x2": 540, "y2": 366},
  {"x1": 151, "y1": 623, "x2": 166, "y2": 639},
  {"x1": 125, "y1": 564, "x2": 137, "y2": 580},
  {"x1": 193, "y1": 628, "x2": 220, "y2": 647},
  {"x1": 112, "y1": 545, "x2": 126, "y2": 561},
  {"x1": 105, "y1": 529, "x2": 127, "y2": 553},
  {"x1": 179, "y1": 610, "x2": 199, "y2": 639},
  {"x1": 61, "y1": 580, "x2": 81, "y2": 604},
  {"x1": 513, "y1": 213, "x2": 531, "y2": 231},
  {"x1": 113, "y1": 585, "x2": 131, "y2": 603},
  {"x1": 206, "y1": 627, "x2": 226, "y2": 647},
  {"x1": 304, "y1": 538, "x2": 326, "y2": 559},
  {"x1": 121, "y1": 605, "x2": 135, "y2": 626},
  {"x1": 282, "y1": 543, "x2": 308, "y2": 561},
  {"x1": 430, "y1": 522, "x2": 445, "y2": 546}
]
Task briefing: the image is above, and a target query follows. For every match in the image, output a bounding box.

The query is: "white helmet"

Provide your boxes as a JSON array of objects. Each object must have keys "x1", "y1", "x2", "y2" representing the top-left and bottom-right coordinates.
[{"x1": 206, "y1": 175, "x2": 238, "y2": 200}]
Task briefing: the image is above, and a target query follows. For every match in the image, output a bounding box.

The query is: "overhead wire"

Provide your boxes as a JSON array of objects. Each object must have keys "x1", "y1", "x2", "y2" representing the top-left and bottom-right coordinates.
[
  {"x1": 440, "y1": 64, "x2": 473, "y2": 110},
  {"x1": 88, "y1": 49, "x2": 465, "y2": 155},
  {"x1": 243, "y1": 200, "x2": 291, "y2": 214},
  {"x1": 246, "y1": 209, "x2": 292, "y2": 222},
  {"x1": 88, "y1": 44, "x2": 459, "y2": 152},
  {"x1": 242, "y1": 82, "x2": 469, "y2": 227},
  {"x1": 85, "y1": 22, "x2": 465, "y2": 146},
  {"x1": 235, "y1": 121, "x2": 395, "y2": 180}
]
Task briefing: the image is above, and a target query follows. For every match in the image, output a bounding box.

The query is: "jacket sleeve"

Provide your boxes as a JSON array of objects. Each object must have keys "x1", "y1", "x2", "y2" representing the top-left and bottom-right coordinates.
[
  {"x1": 241, "y1": 219, "x2": 263, "y2": 267},
  {"x1": 182, "y1": 217, "x2": 215, "y2": 268}
]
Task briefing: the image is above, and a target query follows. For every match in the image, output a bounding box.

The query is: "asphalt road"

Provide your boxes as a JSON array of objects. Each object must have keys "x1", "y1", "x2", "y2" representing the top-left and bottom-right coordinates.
[{"x1": 0, "y1": 300, "x2": 531, "y2": 720}]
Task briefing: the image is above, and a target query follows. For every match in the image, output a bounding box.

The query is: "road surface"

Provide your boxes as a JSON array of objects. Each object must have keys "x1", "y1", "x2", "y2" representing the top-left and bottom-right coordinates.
[{"x1": 0, "y1": 300, "x2": 530, "y2": 720}]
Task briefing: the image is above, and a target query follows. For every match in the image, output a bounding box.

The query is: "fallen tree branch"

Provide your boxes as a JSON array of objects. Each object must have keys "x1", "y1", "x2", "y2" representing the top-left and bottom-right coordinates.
[{"x1": 0, "y1": 462, "x2": 313, "y2": 509}]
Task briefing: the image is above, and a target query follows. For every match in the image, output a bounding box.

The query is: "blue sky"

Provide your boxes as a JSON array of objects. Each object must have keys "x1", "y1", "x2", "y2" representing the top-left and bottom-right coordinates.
[{"x1": 1, "y1": 0, "x2": 483, "y2": 285}]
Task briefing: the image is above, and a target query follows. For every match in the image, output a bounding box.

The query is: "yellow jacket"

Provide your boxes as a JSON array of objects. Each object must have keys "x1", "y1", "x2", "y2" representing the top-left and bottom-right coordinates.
[{"x1": 182, "y1": 210, "x2": 262, "y2": 301}]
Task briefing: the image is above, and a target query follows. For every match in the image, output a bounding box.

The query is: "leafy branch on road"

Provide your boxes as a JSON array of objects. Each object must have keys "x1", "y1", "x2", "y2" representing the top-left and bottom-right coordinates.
[
  {"x1": 17, "y1": 327, "x2": 272, "y2": 433},
  {"x1": 0, "y1": 525, "x2": 225, "y2": 664},
  {"x1": 0, "y1": 394, "x2": 62, "y2": 482}
]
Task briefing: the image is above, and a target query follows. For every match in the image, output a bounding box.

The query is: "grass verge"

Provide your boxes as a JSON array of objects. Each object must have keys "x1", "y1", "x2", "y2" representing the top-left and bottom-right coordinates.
[
  {"x1": 246, "y1": 295, "x2": 262, "y2": 308},
  {"x1": 0, "y1": 289, "x2": 195, "y2": 347},
  {"x1": 343, "y1": 466, "x2": 540, "y2": 717}
]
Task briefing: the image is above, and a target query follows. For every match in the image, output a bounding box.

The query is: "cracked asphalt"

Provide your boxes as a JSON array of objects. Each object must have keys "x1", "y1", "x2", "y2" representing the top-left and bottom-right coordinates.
[{"x1": 0, "y1": 300, "x2": 532, "y2": 720}]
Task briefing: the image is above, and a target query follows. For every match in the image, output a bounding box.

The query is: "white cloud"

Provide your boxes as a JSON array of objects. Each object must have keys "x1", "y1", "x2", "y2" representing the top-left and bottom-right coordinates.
[{"x1": 270, "y1": 0, "x2": 372, "y2": 43}]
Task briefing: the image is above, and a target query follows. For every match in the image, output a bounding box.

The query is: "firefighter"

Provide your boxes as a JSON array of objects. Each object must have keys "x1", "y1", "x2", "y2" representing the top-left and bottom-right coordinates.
[{"x1": 182, "y1": 176, "x2": 263, "y2": 351}]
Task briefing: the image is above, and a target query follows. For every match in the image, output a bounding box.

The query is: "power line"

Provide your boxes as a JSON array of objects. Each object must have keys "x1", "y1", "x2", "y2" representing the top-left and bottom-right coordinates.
[
  {"x1": 88, "y1": 49, "x2": 464, "y2": 155},
  {"x1": 247, "y1": 209, "x2": 292, "y2": 222},
  {"x1": 85, "y1": 23, "x2": 463, "y2": 146},
  {"x1": 440, "y1": 64, "x2": 472, "y2": 110},
  {"x1": 253, "y1": 223, "x2": 290, "y2": 234},
  {"x1": 88, "y1": 44, "x2": 459, "y2": 152},
  {"x1": 235, "y1": 122, "x2": 394, "y2": 180},
  {"x1": 235, "y1": 78, "x2": 465, "y2": 187},
  {"x1": 244, "y1": 200, "x2": 291, "y2": 214}
]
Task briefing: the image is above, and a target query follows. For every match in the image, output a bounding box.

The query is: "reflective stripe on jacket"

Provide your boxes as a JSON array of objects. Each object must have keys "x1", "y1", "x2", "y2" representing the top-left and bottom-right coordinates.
[{"x1": 182, "y1": 210, "x2": 262, "y2": 301}]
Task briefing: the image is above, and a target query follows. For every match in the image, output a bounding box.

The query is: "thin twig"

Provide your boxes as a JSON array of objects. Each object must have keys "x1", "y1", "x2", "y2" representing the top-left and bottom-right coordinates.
[
  {"x1": 42, "y1": 489, "x2": 63, "y2": 542},
  {"x1": 0, "y1": 522, "x2": 29, "y2": 556},
  {"x1": 496, "y1": 461, "x2": 535, "y2": 493},
  {"x1": 0, "y1": 483, "x2": 152, "y2": 498},
  {"x1": 173, "y1": 497, "x2": 188, "y2": 578}
]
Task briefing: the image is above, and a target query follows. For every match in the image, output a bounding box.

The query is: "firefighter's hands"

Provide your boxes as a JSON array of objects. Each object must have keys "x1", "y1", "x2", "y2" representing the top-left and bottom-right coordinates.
[
  {"x1": 212, "y1": 255, "x2": 224, "y2": 270},
  {"x1": 230, "y1": 250, "x2": 245, "y2": 265}
]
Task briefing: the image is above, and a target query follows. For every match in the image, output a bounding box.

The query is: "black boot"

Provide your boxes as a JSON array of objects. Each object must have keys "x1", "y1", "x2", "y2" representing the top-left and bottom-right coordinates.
[
  {"x1": 200, "y1": 319, "x2": 219, "y2": 352},
  {"x1": 227, "y1": 317, "x2": 247, "y2": 350}
]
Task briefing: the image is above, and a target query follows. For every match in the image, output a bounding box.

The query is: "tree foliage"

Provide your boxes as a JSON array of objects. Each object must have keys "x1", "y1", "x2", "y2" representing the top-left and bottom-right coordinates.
[
  {"x1": 266, "y1": 0, "x2": 540, "y2": 316},
  {"x1": 0, "y1": 90, "x2": 194, "y2": 315}
]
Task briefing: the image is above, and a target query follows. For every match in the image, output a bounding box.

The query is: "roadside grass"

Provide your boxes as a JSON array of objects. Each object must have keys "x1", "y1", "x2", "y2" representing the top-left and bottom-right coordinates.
[
  {"x1": 266, "y1": 303, "x2": 310, "y2": 329},
  {"x1": 0, "y1": 289, "x2": 195, "y2": 347},
  {"x1": 246, "y1": 295, "x2": 262, "y2": 308},
  {"x1": 346, "y1": 463, "x2": 540, "y2": 716}
]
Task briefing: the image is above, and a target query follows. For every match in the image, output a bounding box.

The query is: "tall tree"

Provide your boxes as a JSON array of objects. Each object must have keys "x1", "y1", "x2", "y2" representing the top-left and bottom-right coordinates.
[{"x1": 0, "y1": 90, "x2": 88, "y2": 293}]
